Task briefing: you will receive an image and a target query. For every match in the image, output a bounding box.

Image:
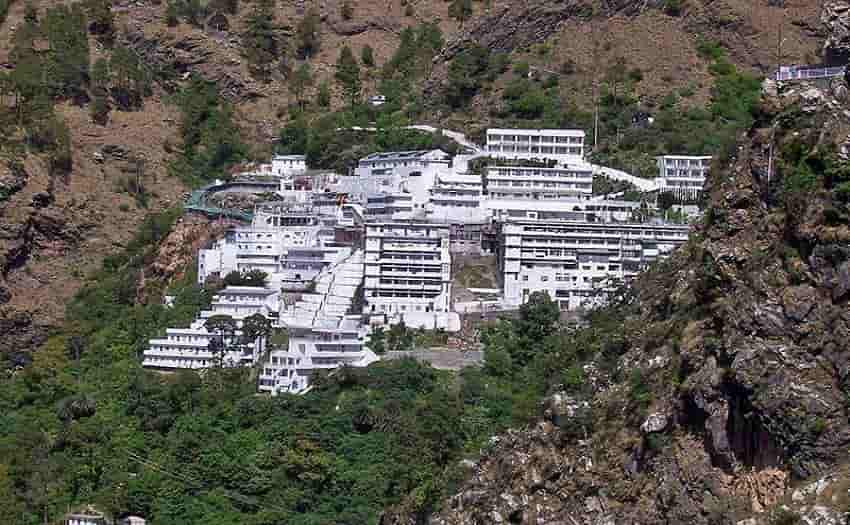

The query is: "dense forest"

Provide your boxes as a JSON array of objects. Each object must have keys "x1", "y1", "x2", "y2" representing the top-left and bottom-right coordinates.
[{"x1": 0, "y1": 203, "x2": 633, "y2": 523}]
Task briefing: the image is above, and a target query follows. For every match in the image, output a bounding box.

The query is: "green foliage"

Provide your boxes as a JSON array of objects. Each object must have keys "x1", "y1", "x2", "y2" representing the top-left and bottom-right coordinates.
[
  {"x1": 223, "y1": 269, "x2": 268, "y2": 287},
  {"x1": 276, "y1": 114, "x2": 460, "y2": 172},
  {"x1": 662, "y1": 0, "x2": 684, "y2": 16},
  {"x1": 335, "y1": 45, "x2": 362, "y2": 107},
  {"x1": 317, "y1": 80, "x2": 331, "y2": 107},
  {"x1": 295, "y1": 9, "x2": 321, "y2": 59},
  {"x1": 288, "y1": 62, "x2": 313, "y2": 110},
  {"x1": 448, "y1": 0, "x2": 472, "y2": 25},
  {"x1": 590, "y1": 39, "x2": 760, "y2": 181},
  {"x1": 361, "y1": 45, "x2": 375, "y2": 68},
  {"x1": 366, "y1": 326, "x2": 386, "y2": 355},
  {"x1": 85, "y1": 0, "x2": 115, "y2": 44},
  {"x1": 109, "y1": 45, "x2": 152, "y2": 110},
  {"x1": 242, "y1": 0, "x2": 278, "y2": 79},
  {"x1": 444, "y1": 45, "x2": 495, "y2": 109},
  {"x1": 168, "y1": 77, "x2": 247, "y2": 186}
]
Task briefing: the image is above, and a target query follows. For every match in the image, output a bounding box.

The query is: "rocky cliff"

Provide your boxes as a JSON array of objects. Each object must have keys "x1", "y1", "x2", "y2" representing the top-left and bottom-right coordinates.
[{"x1": 384, "y1": 57, "x2": 850, "y2": 525}]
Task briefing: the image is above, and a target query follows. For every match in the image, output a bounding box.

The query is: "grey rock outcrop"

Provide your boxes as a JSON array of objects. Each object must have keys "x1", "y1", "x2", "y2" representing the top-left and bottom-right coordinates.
[{"x1": 822, "y1": 1, "x2": 850, "y2": 64}]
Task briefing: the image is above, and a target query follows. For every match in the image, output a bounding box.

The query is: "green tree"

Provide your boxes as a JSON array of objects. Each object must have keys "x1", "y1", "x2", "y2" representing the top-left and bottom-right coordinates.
[
  {"x1": 90, "y1": 58, "x2": 110, "y2": 124},
  {"x1": 448, "y1": 0, "x2": 472, "y2": 26},
  {"x1": 317, "y1": 80, "x2": 331, "y2": 107},
  {"x1": 242, "y1": 0, "x2": 277, "y2": 79},
  {"x1": 205, "y1": 315, "x2": 237, "y2": 367},
  {"x1": 335, "y1": 45, "x2": 361, "y2": 107},
  {"x1": 240, "y1": 313, "x2": 272, "y2": 352},
  {"x1": 86, "y1": 0, "x2": 115, "y2": 45},
  {"x1": 360, "y1": 45, "x2": 375, "y2": 68},
  {"x1": 366, "y1": 325, "x2": 386, "y2": 354},
  {"x1": 289, "y1": 62, "x2": 313, "y2": 110},
  {"x1": 166, "y1": 0, "x2": 180, "y2": 26},
  {"x1": 296, "y1": 9, "x2": 321, "y2": 59}
]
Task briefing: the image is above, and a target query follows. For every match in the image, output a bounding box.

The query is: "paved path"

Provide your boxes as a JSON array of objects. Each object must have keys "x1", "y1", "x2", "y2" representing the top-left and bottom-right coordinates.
[
  {"x1": 590, "y1": 164, "x2": 658, "y2": 192},
  {"x1": 338, "y1": 125, "x2": 483, "y2": 154},
  {"x1": 385, "y1": 349, "x2": 483, "y2": 370}
]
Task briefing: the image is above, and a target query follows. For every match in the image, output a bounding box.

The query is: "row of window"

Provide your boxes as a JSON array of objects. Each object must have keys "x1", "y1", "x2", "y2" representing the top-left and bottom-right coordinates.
[
  {"x1": 488, "y1": 145, "x2": 583, "y2": 155},
  {"x1": 489, "y1": 169, "x2": 592, "y2": 178},
  {"x1": 488, "y1": 135, "x2": 582, "y2": 144}
]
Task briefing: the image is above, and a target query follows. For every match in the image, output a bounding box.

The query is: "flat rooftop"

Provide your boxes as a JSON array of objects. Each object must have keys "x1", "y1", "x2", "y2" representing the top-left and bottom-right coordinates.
[{"x1": 487, "y1": 128, "x2": 586, "y2": 137}]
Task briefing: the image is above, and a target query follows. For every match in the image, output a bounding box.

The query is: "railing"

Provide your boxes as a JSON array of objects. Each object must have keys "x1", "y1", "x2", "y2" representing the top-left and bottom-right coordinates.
[{"x1": 775, "y1": 66, "x2": 846, "y2": 82}]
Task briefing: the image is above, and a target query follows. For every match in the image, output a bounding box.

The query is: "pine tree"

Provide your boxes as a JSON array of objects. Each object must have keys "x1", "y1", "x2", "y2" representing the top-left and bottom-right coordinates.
[
  {"x1": 90, "y1": 58, "x2": 110, "y2": 125},
  {"x1": 165, "y1": 1, "x2": 180, "y2": 26},
  {"x1": 242, "y1": 0, "x2": 277, "y2": 79},
  {"x1": 448, "y1": 0, "x2": 472, "y2": 26},
  {"x1": 361, "y1": 45, "x2": 374, "y2": 68},
  {"x1": 289, "y1": 62, "x2": 313, "y2": 110},
  {"x1": 86, "y1": 0, "x2": 115, "y2": 45},
  {"x1": 296, "y1": 9, "x2": 320, "y2": 59},
  {"x1": 335, "y1": 45, "x2": 361, "y2": 108},
  {"x1": 317, "y1": 80, "x2": 331, "y2": 107}
]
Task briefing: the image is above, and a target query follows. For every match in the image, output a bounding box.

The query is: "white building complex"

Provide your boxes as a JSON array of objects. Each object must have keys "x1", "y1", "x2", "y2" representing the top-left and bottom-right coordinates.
[
  {"x1": 655, "y1": 155, "x2": 712, "y2": 199},
  {"x1": 352, "y1": 150, "x2": 452, "y2": 211},
  {"x1": 143, "y1": 286, "x2": 279, "y2": 370},
  {"x1": 363, "y1": 222, "x2": 455, "y2": 328},
  {"x1": 486, "y1": 129, "x2": 585, "y2": 165},
  {"x1": 198, "y1": 203, "x2": 350, "y2": 291},
  {"x1": 145, "y1": 127, "x2": 700, "y2": 394},
  {"x1": 259, "y1": 251, "x2": 378, "y2": 395},
  {"x1": 499, "y1": 216, "x2": 689, "y2": 309}
]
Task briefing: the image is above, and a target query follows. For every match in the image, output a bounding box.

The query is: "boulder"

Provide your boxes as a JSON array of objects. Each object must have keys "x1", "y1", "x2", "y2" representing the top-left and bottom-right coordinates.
[{"x1": 640, "y1": 413, "x2": 669, "y2": 434}]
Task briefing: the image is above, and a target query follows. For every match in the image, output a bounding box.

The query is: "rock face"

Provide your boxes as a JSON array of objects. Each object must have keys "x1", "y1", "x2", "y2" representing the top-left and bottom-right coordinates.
[
  {"x1": 822, "y1": 1, "x2": 850, "y2": 64},
  {"x1": 392, "y1": 81, "x2": 850, "y2": 524}
]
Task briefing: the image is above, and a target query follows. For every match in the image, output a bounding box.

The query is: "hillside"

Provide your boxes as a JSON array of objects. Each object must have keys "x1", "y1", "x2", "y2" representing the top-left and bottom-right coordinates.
[
  {"x1": 383, "y1": 28, "x2": 850, "y2": 525},
  {"x1": 0, "y1": 0, "x2": 831, "y2": 357}
]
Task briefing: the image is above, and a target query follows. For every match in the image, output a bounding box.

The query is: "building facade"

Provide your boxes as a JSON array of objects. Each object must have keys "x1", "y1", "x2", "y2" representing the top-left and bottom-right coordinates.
[
  {"x1": 486, "y1": 129, "x2": 586, "y2": 166},
  {"x1": 271, "y1": 155, "x2": 307, "y2": 177},
  {"x1": 427, "y1": 173, "x2": 487, "y2": 223},
  {"x1": 486, "y1": 164, "x2": 593, "y2": 201},
  {"x1": 353, "y1": 150, "x2": 452, "y2": 210},
  {"x1": 363, "y1": 222, "x2": 452, "y2": 322},
  {"x1": 499, "y1": 218, "x2": 689, "y2": 309},
  {"x1": 143, "y1": 286, "x2": 275, "y2": 370},
  {"x1": 258, "y1": 251, "x2": 378, "y2": 395},
  {"x1": 656, "y1": 155, "x2": 712, "y2": 199}
]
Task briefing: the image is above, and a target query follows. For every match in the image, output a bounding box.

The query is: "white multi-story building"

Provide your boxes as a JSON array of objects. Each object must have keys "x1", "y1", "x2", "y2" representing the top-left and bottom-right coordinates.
[
  {"x1": 486, "y1": 129, "x2": 585, "y2": 166},
  {"x1": 259, "y1": 251, "x2": 378, "y2": 395},
  {"x1": 143, "y1": 286, "x2": 277, "y2": 370},
  {"x1": 485, "y1": 198, "x2": 640, "y2": 223},
  {"x1": 499, "y1": 217, "x2": 689, "y2": 309},
  {"x1": 486, "y1": 164, "x2": 593, "y2": 201},
  {"x1": 353, "y1": 150, "x2": 452, "y2": 210},
  {"x1": 198, "y1": 203, "x2": 352, "y2": 290},
  {"x1": 656, "y1": 155, "x2": 712, "y2": 199},
  {"x1": 363, "y1": 222, "x2": 453, "y2": 326},
  {"x1": 271, "y1": 155, "x2": 307, "y2": 176},
  {"x1": 427, "y1": 173, "x2": 487, "y2": 223},
  {"x1": 365, "y1": 192, "x2": 415, "y2": 220}
]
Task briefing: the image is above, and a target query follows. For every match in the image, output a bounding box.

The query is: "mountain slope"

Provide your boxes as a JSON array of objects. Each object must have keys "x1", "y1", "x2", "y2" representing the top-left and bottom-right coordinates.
[
  {"x1": 383, "y1": 43, "x2": 850, "y2": 525},
  {"x1": 0, "y1": 0, "x2": 832, "y2": 355}
]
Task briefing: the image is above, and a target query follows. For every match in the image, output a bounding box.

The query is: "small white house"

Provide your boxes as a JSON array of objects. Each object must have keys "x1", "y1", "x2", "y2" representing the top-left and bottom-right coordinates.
[
  {"x1": 271, "y1": 155, "x2": 307, "y2": 177},
  {"x1": 368, "y1": 94, "x2": 387, "y2": 106}
]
